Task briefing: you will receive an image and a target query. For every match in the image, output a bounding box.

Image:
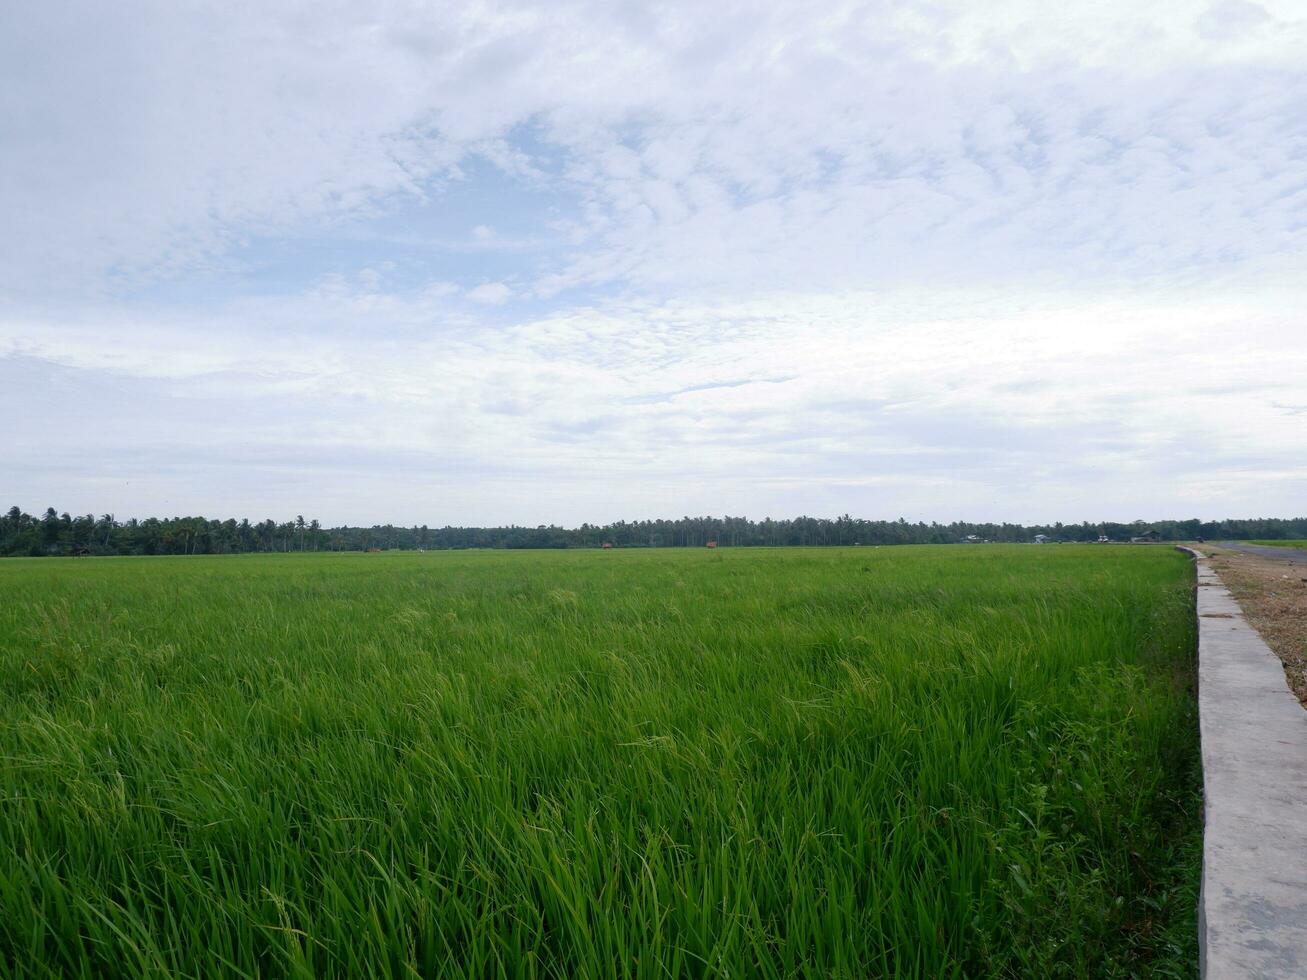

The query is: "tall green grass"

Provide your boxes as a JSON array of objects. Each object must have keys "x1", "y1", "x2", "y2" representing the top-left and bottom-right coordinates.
[{"x1": 0, "y1": 546, "x2": 1199, "y2": 977}]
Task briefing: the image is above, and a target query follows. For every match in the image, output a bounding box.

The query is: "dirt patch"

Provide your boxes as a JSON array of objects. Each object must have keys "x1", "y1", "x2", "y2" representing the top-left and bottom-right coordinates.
[{"x1": 1201, "y1": 545, "x2": 1307, "y2": 707}]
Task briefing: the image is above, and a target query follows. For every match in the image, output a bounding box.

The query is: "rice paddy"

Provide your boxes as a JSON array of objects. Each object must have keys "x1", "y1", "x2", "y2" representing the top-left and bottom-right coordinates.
[{"x1": 0, "y1": 546, "x2": 1200, "y2": 978}]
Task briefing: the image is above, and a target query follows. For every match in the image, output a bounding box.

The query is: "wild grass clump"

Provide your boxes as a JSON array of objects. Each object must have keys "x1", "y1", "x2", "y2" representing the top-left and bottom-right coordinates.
[{"x1": 0, "y1": 546, "x2": 1199, "y2": 977}]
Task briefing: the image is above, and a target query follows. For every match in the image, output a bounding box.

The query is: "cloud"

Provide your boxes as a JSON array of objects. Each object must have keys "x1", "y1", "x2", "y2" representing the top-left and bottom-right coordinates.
[
  {"x1": 3, "y1": 1, "x2": 1307, "y2": 522},
  {"x1": 465, "y1": 282, "x2": 513, "y2": 305},
  {"x1": 5, "y1": 284, "x2": 1306, "y2": 522},
  {"x1": 5, "y1": 1, "x2": 1306, "y2": 302},
  {"x1": 1196, "y1": 1, "x2": 1273, "y2": 41}
]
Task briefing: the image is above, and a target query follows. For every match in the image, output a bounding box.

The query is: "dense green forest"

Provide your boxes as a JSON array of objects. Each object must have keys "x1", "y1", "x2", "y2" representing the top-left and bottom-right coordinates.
[{"x1": 3, "y1": 506, "x2": 1305, "y2": 557}]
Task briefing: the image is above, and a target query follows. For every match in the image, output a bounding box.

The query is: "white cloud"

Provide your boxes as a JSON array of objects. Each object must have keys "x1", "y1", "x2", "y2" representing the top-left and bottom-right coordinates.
[
  {"x1": 5, "y1": 1, "x2": 1306, "y2": 300},
  {"x1": 5, "y1": 283, "x2": 1305, "y2": 522},
  {"x1": 3, "y1": 1, "x2": 1306, "y2": 522},
  {"x1": 465, "y1": 282, "x2": 513, "y2": 305}
]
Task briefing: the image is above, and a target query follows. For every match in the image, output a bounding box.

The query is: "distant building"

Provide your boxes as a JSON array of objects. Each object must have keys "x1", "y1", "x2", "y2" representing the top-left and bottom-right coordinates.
[
  {"x1": 601, "y1": 542, "x2": 614, "y2": 550},
  {"x1": 1130, "y1": 529, "x2": 1162, "y2": 543},
  {"x1": 706, "y1": 540, "x2": 718, "y2": 549},
  {"x1": 1034, "y1": 534, "x2": 1050, "y2": 544}
]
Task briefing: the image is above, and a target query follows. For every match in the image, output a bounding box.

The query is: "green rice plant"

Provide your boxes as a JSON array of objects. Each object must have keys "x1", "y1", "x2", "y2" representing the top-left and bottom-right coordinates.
[{"x1": 0, "y1": 546, "x2": 1200, "y2": 978}]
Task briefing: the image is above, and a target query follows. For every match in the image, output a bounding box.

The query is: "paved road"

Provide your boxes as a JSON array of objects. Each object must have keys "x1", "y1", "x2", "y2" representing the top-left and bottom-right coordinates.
[
  {"x1": 1215, "y1": 541, "x2": 1307, "y2": 566},
  {"x1": 1184, "y1": 548, "x2": 1307, "y2": 976}
]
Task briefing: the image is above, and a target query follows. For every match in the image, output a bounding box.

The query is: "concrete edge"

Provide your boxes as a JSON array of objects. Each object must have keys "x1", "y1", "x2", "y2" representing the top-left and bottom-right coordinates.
[{"x1": 1175, "y1": 545, "x2": 1307, "y2": 979}]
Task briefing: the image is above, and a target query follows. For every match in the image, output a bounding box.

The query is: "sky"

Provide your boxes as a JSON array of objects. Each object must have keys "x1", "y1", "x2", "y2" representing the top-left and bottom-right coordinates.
[{"x1": 3, "y1": 0, "x2": 1306, "y2": 526}]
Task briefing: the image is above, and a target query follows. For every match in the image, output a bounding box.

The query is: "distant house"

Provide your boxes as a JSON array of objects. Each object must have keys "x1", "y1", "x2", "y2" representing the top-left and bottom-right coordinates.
[
  {"x1": 1033, "y1": 534, "x2": 1050, "y2": 544},
  {"x1": 1097, "y1": 535, "x2": 1110, "y2": 543},
  {"x1": 705, "y1": 540, "x2": 718, "y2": 549},
  {"x1": 1130, "y1": 529, "x2": 1162, "y2": 543},
  {"x1": 601, "y1": 542, "x2": 614, "y2": 550},
  {"x1": 961, "y1": 534, "x2": 982, "y2": 544}
]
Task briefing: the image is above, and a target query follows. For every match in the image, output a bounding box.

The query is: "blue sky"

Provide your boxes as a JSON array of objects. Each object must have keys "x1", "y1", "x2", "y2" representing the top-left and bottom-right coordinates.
[{"x1": 3, "y1": 0, "x2": 1306, "y2": 524}]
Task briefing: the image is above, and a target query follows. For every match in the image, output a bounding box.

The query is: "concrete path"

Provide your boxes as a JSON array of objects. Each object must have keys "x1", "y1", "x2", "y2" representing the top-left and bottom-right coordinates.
[
  {"x1": 1215, "y1": 541, "x2": 1307, "y2": 566},
  {"x1": 1182, "y1": 548, "x2": 1307, "y2": 978}
]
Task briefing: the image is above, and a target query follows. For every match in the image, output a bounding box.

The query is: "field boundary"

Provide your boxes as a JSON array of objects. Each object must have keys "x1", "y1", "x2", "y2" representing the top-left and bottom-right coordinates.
[{"x1": 1179, "y1": 546, "x2": 1307, "y2": 977}]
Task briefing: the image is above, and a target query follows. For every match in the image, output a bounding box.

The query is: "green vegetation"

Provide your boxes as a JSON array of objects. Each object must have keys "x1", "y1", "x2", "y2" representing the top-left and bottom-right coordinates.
[
  {"x1": 1247, "y1": 539, "x2": 1307, "y2": 551},
  {"x1": 0, "y1": 547, "x2": 1200, "y2": 977},
  {"x1": 7, "y1": 503, "x2": 1307, "y2": 556}
]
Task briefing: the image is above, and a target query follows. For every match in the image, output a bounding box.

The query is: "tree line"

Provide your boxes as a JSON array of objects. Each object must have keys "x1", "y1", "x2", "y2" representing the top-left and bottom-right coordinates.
[{"x1": 3, "y1": 506, "x2": 1306, "y2": 557}]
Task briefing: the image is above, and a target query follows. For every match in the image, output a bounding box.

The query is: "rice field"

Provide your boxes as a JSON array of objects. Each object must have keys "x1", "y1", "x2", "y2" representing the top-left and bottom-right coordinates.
[{"x1": 0, "y1": 546, "x2": 1200, "y2": 978}]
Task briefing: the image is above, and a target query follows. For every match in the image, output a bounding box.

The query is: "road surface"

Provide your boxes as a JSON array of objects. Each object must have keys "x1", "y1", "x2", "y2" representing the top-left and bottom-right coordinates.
[
  {"x1": 1181, "y1": 548, "x2": 1307, "y2": 977},
  {"x1": 1215, "y1": 541, "x2": 1307, "y2": 566}
]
